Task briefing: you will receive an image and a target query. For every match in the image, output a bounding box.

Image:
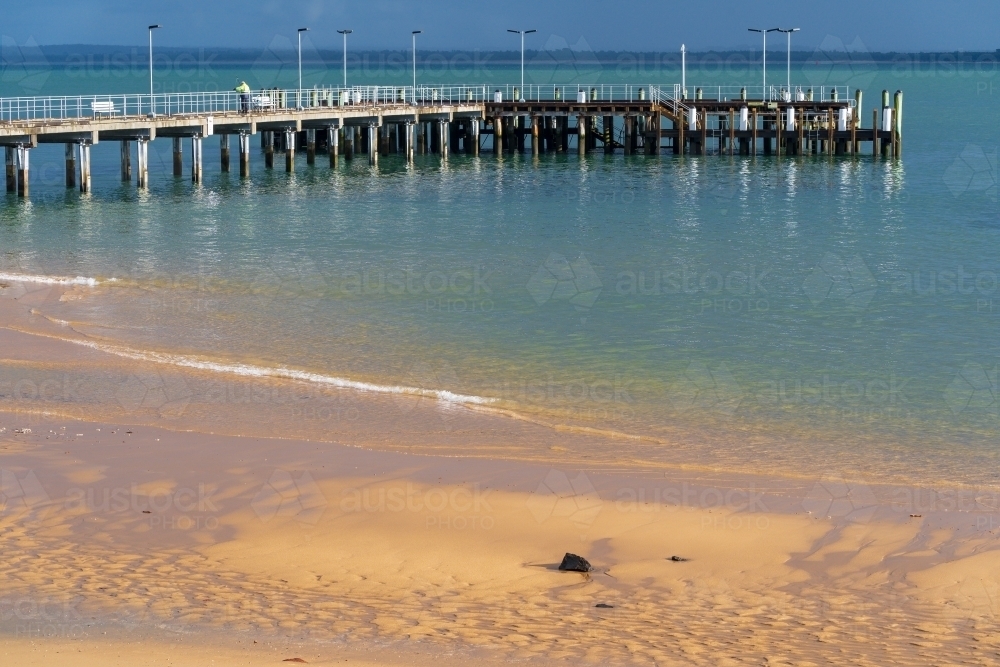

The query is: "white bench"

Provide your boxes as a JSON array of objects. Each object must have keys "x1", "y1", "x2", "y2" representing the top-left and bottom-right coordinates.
[
  {"x1": 251, "y1": 95, "x2": 272, "y2": 111},
  {"x1": 91, "y1": 100, "x2": 118, "y2": 117}
]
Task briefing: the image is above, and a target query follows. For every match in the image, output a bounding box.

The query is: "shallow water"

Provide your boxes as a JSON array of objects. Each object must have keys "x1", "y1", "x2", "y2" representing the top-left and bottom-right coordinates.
[{"x1": 3, "y1": 61, "x2": 1000, "y2": 486}]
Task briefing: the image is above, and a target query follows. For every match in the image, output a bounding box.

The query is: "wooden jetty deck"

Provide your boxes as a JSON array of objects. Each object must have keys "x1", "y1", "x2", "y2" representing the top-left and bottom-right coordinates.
[{"x1": 0, "y1": 84, "x2": 903, "y2": 197}]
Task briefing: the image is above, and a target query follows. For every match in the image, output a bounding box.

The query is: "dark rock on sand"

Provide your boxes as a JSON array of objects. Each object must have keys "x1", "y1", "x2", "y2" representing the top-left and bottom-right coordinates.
[
  {"x1": 669, "y1": 555, "x2": 689, "y2": 562},
  {"x1": 595, "y1": 603, "x2": 614, "y2": 608},
  {"x1": 558, "y1": 553, "x2": 593, "y2": 572}
]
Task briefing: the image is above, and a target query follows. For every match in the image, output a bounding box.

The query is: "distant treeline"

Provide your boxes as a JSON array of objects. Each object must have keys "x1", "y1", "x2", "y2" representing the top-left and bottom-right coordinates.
[{"x1": 7, "y1": 45, "x2": 1000, "y2": 66}]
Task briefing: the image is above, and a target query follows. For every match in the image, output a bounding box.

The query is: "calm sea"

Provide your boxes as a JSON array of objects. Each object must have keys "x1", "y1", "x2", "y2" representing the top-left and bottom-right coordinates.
[{"x1": 3, "y1": 55, "x2": 1000, "y2": 485}]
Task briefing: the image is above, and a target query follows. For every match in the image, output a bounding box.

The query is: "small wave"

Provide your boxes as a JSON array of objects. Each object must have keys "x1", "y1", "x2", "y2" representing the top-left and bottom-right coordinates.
[
  {"x1": 64, "y1": 337, "x2": 496, "y2": 407},
  {"x1": 0, "y1": 272, "x2": 109, "y2": 287}
]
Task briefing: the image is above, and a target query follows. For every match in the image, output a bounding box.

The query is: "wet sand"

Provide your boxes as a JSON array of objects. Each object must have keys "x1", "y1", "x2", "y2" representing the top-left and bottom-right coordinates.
[{"x1": 2, "y1": 285, "x2": 1000, "y2": 665}]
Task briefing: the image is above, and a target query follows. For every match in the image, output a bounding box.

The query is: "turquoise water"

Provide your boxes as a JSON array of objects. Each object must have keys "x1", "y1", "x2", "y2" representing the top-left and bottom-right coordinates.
[{"x1": 3, "y1": 62, "x2": 1000, "y2": 484}]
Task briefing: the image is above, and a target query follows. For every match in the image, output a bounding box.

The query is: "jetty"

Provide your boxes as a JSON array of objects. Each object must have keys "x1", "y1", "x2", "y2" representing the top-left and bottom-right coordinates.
[{"x1": 0, "y1": 83, "x2": 903, "y2": 197}]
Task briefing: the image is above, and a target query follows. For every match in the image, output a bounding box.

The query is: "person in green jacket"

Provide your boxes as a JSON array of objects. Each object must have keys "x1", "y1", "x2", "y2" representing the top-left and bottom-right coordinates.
[{"x1": 235, "y1": 80, "x2": 251, "y2": 113}]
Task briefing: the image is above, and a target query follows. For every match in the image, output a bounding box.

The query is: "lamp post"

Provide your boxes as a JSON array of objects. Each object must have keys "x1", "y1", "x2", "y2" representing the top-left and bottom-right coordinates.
[
  {"x1": 507, "y1": 29, "x2": 536, "y2": 102},
  {"x1": 337, "y1": 29, "x2": 352, "y2": 88},
  {"x1": 412, "y1": 30, "x2": 422, "y2": 104},
  {"x1": 681, "y1": 43, "x2": 686, "y2": 99},
  {"x1": 777, "y1": 28, "x2": 800, "y2": 97},
  {"x1": 148, "y1": 24, "x2": 161, "y2": 115},
  {"x1": 748, "y1": 28, "x2": 780, "y2": 101},
  {"x1": 297, "y1": 27, "x2": 309, "y2": 109}
]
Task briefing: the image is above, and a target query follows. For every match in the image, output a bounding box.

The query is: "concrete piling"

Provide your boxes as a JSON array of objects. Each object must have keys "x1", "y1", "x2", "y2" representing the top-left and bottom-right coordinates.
[
  {"x1": 239, "y1": 133, "x2": 251, "y2": 177},
  {"x1": 136, "y1": 139, "x2": 149, "y2": 188},
  {"x1": 439, "y1": 121, "x2": 449, "y2": 158},
  {"x1": 191, "y1": 136, "x2": 203, "y2": 183},
  {"x1": 285, "y1": 129, "x2": 296, "y2": 172},
  {"x1": 173, "y1": 137, "x2": 183, "y2": 176},
  {"x1": 78, "y1": 144, "x2": 92, "y2": 193},
  {"x1": 15, "y1": 146, "x2": 29, "y2": 198},
  {"x1": 367, "y1": 124, "x2": 377, "y2": 166},
  {"x1": 327, "y1": 127, "x2": 339, "y2": 167},
  {"x1": 65, "y1": 143, "x2": 76, "y2": 188},
  {"x1": 470, "y1": 119, "x2": 479, "y2": 156},
  {"x1": 220, "y1": 134, "x2": 230, "y2": 172}
]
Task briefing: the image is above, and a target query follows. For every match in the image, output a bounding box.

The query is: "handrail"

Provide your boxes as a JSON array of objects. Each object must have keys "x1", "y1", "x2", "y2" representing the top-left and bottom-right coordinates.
[{"x1": 0, "y1": 84, "x2": 855, "y2": 124}]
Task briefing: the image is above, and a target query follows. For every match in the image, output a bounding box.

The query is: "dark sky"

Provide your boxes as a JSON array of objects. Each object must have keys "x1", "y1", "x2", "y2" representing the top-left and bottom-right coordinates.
[{"x1": 4, "y1": 0, "x2": 999, "y2": 52}]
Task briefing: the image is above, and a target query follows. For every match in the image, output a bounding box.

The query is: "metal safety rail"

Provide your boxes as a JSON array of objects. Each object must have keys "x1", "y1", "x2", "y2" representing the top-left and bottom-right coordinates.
[{"x1": 676, "y1": 84, "x2": 852, "y2": 104}]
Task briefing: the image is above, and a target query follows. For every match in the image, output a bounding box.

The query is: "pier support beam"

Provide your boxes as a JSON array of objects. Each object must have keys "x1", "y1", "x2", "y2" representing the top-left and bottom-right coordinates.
[
  {"x1": 136, "y1": 138, "x2": 149, "y2": 188},
  {"x1": 264, "y1": 131, "x2": 274, "y2": 169},
  {"x1": 307, "y1": 129, "x2": 316, "y2": 165},
  {"x1": 624, "y1": 116, "x2": 634, "y2": 156},
  {"x1": 220, "y1": 134, "x2": 230, "y2": 172},
  {"x1": 15, "y1": 147, "x2": 29, "y2": 198},
  {"x1": 173, "y1": 137, "x2": 183, "y2": 176},
  {"x1": 239, "y1": 133, "x2": 251, "y2": 177},
  {"x1": 603, "y1": 116, "x2": 614, "y2": 155},
  {"x1": 78, "y1": 144, "x2": 92, "y2": 193},
  {"x1": 120, "y1": 141, "x2": 132, "y2": 181},
  {"x1": 532, "y1": 117, "x2": 540, "y2": 156},
  {"x1": 492, "y1": 117, "x2": 502, "y2": 155},
  {"x1": 327, "y1": 127, "x2": 339, "y2": 167},
  {"x1": 404, "y1": 121, "x2": 414, "y2": 161},
  {"x1": 285, "y1": 130, "x2": 296, "y2": 172},
  {"x1": 65, "y1": 143, "x2": 76, "y2": 188},
  {"x1": 191, "y1": 136, "x2": 203, "y2": 184},
  {"x1": 577, "y1": 115, "x2": 587, "y2": 156}
]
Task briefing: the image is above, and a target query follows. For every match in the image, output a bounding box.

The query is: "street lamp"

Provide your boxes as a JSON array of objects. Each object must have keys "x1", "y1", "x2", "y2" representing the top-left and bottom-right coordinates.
[
  {"x1": 507, "y1": 29, "x2": 536, "y2": 102},
  {"x1": 776, "y1": 28, "x2": 800, "y2": 97},
  {"x1": 748, "y1": 28, "x2": 780, "y2": 100},
  {"x1": 337, "y1": 29, "x2": 352, "y2": 88},
  {"x1": 297, "y1": 27, "x2": 309, "y2": 109},
  {"x1": 681, "y1": 44, "x2": 686, "y2": 99},
  {"x1": 148, "y1": 24, "x2": 161, "y2": 114},
  {"x1": 412, "y1": 30, "x2": 422, "y2": 104}
]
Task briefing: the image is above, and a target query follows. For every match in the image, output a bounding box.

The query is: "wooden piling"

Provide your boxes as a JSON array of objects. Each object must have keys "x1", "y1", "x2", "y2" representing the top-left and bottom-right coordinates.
[
  {"x1": 220, "y1": 134, "x2": 230, "y2": 172},
  {"x1": 493, "y1": 117, "x2": 502, "y2": 155},
  {"x1": 623, "y1": 116, "x2": 633, "y2": 156},
  {"x1": 5, "y1": 147, "x2": 15, "y2": 192},
  {"x1": 677, "y1": 111, "x2": 685, "y2": 155},
  {"x1": 264, "y1": 132, "x2": 274, "y2": 168},
  {"x1": 64, "y1": 143, "x2": 76, "y2": 188},
  {"x1": 16, "y1": 146, "x2": 28, "y2": 198},
  {"x1": 700, "y1": 110, "x2": 707, "y2": 156},
  {"x1": 173, "y1": 137, "x2": 183, "y2": 176},
  {"x1": 120, "y1": 141, "x2": 132, "y2": 181},
  {"x1": 751, "y1": 109, "x2": 757, "y2": 157},
  {"x1": 470, "y1": 119, "x2": 480, "y2": 156},
  {"x1": 894, "y1": 90, "x2": 903, "y2": 157},
  {"x1": 872, "y1": 109, "x2": 880, "y2": 157},
  {"x1": 577, "y1": 115, "x2": 587, "y2": 156},
  {"x1": 531, "y1": 117, "x2": 540, "y2": 156}
]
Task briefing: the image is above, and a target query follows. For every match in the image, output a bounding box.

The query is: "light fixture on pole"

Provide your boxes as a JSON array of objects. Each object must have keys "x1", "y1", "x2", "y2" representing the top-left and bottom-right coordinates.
[
  {"x1": 507, "y1": 29, "x2": 536, "y2": 102},
  {"x1": 412, "y1": 31, "x2": 422, "y2": 104},
  {"x1": 681, "y1": 44, "x2": 686, "y2": 99},
  {"x1": 297, "y1": 27, "x2": 309, "y2": 109},
  {"x1": 777, "y1": 28, "x2": 800, "y2": 97},
  {"x1": 337, "y1": 29, "x2": 352, "y2": 88},
  {"x1": 148, "y1": 24, "x2": 161, "y2": 115},
  {"x1": 748, "y1": 28, "x2": 780, "y2": 101}
]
